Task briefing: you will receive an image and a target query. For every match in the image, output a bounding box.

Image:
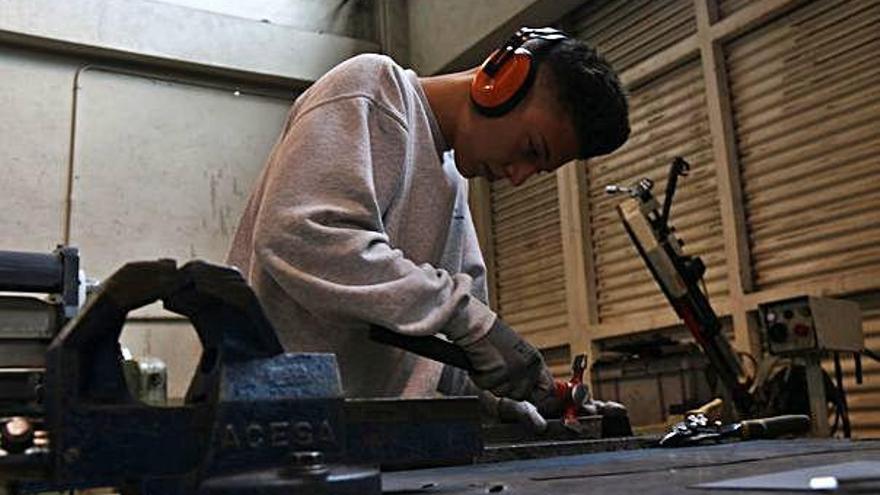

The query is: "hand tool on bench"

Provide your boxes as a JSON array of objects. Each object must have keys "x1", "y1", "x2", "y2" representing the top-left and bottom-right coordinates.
[{"x1": 368, "y1": 326, "x2": 589, "y2": 429}]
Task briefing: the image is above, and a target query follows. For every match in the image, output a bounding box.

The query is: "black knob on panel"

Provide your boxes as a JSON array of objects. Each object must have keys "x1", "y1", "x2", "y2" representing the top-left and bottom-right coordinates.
[{"x1": 768, "y1": 323, "x2": 789, "y2": 343}]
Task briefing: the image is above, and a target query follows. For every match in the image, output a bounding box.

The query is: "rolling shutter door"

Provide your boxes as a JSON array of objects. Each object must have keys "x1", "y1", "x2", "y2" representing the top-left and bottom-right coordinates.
[
  {"x1": 588, "y1": 60, "x2": 729, "y2": 322},
  {"x1": 726, "y1": 0, "x2": 880, "y2": 290},
  {"x1": 490, "y1": 174, "x2": 568, "y2": 348},
  {"x1": 565, "y1": 0, "x2": 696, "y2": 71},
  {"x1": 714, "y1": 0, "x2": 753, "y2": 19}
]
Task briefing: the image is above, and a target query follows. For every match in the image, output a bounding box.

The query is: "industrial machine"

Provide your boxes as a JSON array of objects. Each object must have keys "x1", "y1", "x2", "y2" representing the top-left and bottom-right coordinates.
[
  {"x1": 607, "y1": 158, "x2": 877, "y2": 437},
  {"x1": 606, "y1": 158, "x2": 754, "y2": 416},
  {"x1": 759, "y1": 296, "x2": 874, "y2": 437},
  {"x1": 0, "y1": 247, "x2": 82, "y2": 416}
]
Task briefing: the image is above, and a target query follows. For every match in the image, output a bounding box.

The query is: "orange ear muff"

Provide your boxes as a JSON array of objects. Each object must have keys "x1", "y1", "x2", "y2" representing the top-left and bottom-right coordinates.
[{"x1": 470, "y1": 48, "x2": 537, "y2": 117}]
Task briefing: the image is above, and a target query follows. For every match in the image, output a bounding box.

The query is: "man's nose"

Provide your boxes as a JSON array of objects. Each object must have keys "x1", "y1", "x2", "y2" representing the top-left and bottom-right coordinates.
[{"x1": 505, "y1": 162, "x2": 537, "y2": 187}]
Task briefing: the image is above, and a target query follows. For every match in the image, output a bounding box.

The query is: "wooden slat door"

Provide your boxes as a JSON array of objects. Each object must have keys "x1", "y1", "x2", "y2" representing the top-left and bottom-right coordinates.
[
  {"x1": 490, "y1": 174, "x2": 569, "y2": 349},
  {"x1": 566, "y1": 0, "x2": 697, "y2": 71},
  {"x1": 726, "y1": 0, "x2": 880, "y2": 290}
]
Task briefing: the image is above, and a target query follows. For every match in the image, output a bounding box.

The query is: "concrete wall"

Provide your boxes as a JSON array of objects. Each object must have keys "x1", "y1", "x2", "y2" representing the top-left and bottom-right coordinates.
[
  {"x1": 155, "y1": 0, "x2": 378, "y2": 41},
  {"x1": 0, "y1": 44, "x2": 293, "y2": 398},
  {"x1": 407, "y1": 0, "x2": 587, "y2": 74},
  {"x1": 0, "y1": 0, "x2": 380, "y2": 398},
  {"x1": 0, "y1": 0, "x2": 381, "y2": 86}
]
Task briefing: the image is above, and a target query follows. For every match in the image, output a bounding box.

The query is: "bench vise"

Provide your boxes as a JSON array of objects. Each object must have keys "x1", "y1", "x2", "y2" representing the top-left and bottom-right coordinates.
[{"x1": 0, "y1": 258, "x2": 480, "y2": 493}]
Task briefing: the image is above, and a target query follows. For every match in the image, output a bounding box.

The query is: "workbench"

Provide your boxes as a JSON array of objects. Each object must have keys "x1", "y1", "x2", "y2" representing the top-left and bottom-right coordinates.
[{"x1": 384, "y1": 439, "x2": 880, "y2": 494}]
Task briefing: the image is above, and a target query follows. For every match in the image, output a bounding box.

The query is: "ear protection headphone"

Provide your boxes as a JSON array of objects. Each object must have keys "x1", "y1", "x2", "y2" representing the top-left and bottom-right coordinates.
[{"x1": 470, "y1": 27, "x2": 568, "y2": 117}]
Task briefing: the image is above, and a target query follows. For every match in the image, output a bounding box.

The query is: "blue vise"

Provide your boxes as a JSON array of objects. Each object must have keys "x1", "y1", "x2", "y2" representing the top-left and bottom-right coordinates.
[{"x1": 40, "y1": 260, "x2": 347, "y2": 493}]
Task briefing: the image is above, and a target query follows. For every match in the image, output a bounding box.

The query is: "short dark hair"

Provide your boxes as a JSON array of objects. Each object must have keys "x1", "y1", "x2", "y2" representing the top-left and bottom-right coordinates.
[{"x1": 541, "y1": 38, "x2": 630, "y2": 159}]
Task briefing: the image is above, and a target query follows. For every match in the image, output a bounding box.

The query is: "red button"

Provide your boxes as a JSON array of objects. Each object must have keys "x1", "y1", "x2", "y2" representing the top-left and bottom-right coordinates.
[{"x1": 793, "y1": 324, "x2": 810, "y2": 337}]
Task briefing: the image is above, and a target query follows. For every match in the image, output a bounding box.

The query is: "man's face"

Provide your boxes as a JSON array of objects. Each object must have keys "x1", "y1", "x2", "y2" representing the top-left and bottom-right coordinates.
[{"x1": 453, "y1": 70, "x2": 579, "y2": 187}]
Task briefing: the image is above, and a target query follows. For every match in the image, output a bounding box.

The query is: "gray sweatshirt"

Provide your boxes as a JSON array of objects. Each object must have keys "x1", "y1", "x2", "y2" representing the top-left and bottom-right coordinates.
[{"x1": 227, "y1": 54, "x2": 497, "y2": 398}]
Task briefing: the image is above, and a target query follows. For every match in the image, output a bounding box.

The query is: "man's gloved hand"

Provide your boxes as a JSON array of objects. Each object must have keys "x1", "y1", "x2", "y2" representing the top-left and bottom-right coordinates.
[
  {"x1": 458, "y1": 318, "x2": 547, "y2": 401},
  {"x1": 581, "y1": 398, "x2": 628, "y2": 417},
  {"x1": 478, "y1": 391, "x2": 548, "y2": 433},
  {"x1": 438, "y1": 363, "x2": 551, "y2": 434}
]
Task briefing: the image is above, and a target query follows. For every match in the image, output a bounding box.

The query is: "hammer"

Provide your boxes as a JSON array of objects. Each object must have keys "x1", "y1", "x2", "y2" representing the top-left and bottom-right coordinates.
[{"x1": 369, "y1": 326, "x2": 587, "y2": 425}]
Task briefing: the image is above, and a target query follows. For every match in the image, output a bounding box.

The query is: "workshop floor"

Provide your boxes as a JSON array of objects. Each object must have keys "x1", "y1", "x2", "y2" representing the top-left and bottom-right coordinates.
[{"x1": 383, "y1": 439, "x2": 880, "y2": 494}]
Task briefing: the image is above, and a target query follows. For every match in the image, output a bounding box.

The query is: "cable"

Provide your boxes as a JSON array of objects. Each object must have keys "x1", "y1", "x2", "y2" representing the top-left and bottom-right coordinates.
[
  {"x1": 737, "y1": 351, "x2": 759, "y2": 383},
  {"x1": 863, "y1": 348, "x2": 880, "y2": 364},
  {"x1": 833, "y1": 352, "x2": 852, "y2": 438}
]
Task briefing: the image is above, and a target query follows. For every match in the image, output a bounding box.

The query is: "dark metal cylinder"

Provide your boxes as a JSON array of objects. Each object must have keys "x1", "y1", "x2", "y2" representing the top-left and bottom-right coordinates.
[{"x1": 0, "y1": 250, "x2": 63, "y2": 293}]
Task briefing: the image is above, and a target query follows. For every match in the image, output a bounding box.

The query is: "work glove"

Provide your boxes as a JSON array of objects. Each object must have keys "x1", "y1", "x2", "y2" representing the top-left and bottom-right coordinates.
[
  {"x1": 581, "y1": 398, "x2": 628, "y2": 417},
  {"x1": 457, "y1": 318, "x2": 548, "y2": 402},
  {"x1": 479, "y1": 391, "x2": 548, "y2": 433},
  {"x1": 438, "y1": 365, "x2": 549, "y2": 433}
]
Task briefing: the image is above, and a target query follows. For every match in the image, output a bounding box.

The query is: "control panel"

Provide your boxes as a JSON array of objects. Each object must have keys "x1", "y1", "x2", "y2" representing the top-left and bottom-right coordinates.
[{"x1": 759, "y1": 296, "x2": 864, "y2": 355}]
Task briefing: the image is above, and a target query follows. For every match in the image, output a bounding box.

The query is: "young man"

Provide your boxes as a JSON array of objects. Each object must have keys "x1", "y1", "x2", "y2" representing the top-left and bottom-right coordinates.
[{"x1": 227, "y1": 28, "x2": 629, "y2": 425}]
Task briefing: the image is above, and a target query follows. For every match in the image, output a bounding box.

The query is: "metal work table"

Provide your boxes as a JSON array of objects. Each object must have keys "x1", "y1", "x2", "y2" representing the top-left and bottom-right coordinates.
[{"x1": 384, "y1": 439, "x2": 880, "y2": 494}]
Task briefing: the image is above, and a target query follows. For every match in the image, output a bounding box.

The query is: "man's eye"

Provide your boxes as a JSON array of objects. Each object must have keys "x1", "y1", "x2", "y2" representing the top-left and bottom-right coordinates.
[{"x1": 527, "y1": 140, "x2": 539, "y2": 160}]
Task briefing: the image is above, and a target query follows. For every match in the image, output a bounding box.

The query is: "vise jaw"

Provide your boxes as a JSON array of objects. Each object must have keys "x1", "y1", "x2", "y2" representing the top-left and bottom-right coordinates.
[{"x1": 40, "y1": 260, "x2": 346, "y2": 493}]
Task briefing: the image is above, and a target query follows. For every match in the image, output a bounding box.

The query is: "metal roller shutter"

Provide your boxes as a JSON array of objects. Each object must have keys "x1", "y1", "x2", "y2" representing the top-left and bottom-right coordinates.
[
  {"x1": 490, "y1": 174, "x2": 568, "y2": 348},
  {"x1": 714, "y1": 0, "x2": 753, "y2": 19},
  {"x1": 565, "y1": 0, "x2": 696, "y2": 71},
  {"x1": 588, "y1": 60, "x2": 729, "y2": 322},
  {"x1": 726, "y1": 0, "x2": 880, "y2": 290}
]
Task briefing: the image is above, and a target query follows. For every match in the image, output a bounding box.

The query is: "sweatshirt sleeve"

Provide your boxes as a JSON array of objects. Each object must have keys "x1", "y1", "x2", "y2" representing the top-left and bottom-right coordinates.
[{"x1": 252, "y1": 96, "x2": 496, "y2": 345}]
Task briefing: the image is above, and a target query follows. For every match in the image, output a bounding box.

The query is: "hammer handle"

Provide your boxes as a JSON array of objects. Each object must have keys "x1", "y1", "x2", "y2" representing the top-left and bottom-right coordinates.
[
  {"x1": 740, "y1": 414, "x2": 811, "y2": 439},
  {"x1": 369, "y1": 326, "x2": 476, "y2": 372}
]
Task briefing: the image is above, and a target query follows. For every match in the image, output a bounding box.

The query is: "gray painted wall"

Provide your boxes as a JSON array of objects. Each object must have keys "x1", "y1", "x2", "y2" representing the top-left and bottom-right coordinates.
[
  {"x1": 0, "y1": 0, "x2": 387, "y2": 398},
  {"x1": 0, "y1": 45, "x2": 292, "y2": 398},
  {"x1": 406, "y1": 0, "x2": 587, "y2": 74},
  {"x1": 0, "y1": 0, "x2": 381, "y2": 85},
  {"x1": 155, "y1": 0, "x2": 379, "y2": 41}
]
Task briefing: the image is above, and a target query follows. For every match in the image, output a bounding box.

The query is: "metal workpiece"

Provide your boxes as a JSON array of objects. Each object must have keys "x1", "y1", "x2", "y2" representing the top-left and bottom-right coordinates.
[
  {"x1": 481, "y1": 434, "x2": 658, "y2": 464},
  {"x1": 345, "y1": 397, "x2": 482, "y2": 470},
  {"x1": 483, "y1": 414, "x2": 631, "y2": 446}
]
